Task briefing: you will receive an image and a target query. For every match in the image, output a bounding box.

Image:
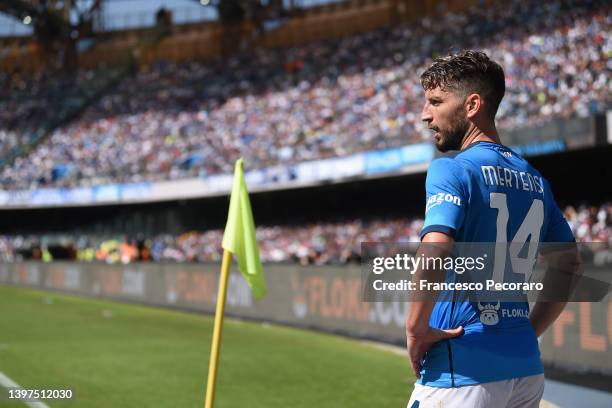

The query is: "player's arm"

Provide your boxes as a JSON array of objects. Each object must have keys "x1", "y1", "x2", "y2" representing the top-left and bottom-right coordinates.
[
  {"x1": 529, "y1": 191, "x2": 581, "y2": 337},
  {"x1": 405, "y1": 231, "x2": 464, "y2": 378},
  {"x1": 406, "y1": 232, "x2": 454, "y2": 335},
  {"x1": 529, "y1": 242, "x2": 580, "y2": 336},
  {"x1": 405, "y1": 158, "x2": 467, "y2": 378}
]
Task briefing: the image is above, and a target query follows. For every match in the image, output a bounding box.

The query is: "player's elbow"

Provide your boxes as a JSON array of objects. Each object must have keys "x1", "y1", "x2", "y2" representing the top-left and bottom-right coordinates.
[{"x1": 542, "y1": 241, "x2": 582, "y2": 274}]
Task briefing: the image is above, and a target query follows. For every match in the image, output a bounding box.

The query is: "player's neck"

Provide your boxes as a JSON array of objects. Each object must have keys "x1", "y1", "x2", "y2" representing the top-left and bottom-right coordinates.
[{"x1": 460, "y1": 123, "x2": 501, "y2": 150}]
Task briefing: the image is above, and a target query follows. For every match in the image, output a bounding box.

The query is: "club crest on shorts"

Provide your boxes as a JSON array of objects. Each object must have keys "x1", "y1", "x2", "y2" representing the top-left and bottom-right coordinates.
[{"x1": 478, "y1": 301, "x2": 500, "y2": 325}]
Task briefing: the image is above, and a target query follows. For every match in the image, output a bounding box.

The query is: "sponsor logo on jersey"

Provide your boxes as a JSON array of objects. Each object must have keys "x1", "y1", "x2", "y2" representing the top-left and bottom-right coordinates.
[
  {"x1": 426, "y1": 192, "x2": 462, "y2": 213},
  {"x1": 478, "y1": 301, "x2": 500, "y2": 325}
]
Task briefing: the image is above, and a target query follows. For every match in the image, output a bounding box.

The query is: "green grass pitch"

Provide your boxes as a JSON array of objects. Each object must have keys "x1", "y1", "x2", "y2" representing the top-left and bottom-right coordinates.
[{"x1": 0, "y1": 285, "x2": 414, "y2": 407}]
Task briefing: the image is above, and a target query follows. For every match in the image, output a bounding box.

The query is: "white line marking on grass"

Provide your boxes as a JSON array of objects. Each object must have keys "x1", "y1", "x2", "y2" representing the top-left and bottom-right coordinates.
[
  {"x1": 359, "y1": 340, "x2": 406, "y2": 356},
  {"x1": 0, "y1": 371, "x2": 50, "y2": 408}
]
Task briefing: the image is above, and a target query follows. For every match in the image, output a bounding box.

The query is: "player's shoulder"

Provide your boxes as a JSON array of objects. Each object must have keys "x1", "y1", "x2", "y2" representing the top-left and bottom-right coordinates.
[
  {"x1": 426, "y1": 144, "x2": 489, "y2": 179},
  {"x1": 426, "y1": 157, "x2": 467, "y2": 179},
  {"x1": 455, "y1": 141, "x2": 540, "y2": 174},
  {"x1": 425, "y1": 157, "x2": 470, "y2": 191}
]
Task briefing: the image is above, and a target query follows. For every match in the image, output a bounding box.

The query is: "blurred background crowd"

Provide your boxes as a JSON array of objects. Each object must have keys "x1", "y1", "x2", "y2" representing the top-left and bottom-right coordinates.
[
  {"x1": 0, "y1": 0, "x2": 609, "y2": 190},
  {"x1": 1, "y1": 202, "x2": 610, "y2": 265}
]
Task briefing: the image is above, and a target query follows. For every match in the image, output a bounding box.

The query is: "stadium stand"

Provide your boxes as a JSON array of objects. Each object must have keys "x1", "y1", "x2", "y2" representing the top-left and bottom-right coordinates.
[
  {"x1": 0, "y1": 0, "x2": 609, "y2": 190},
  {"x1": 0, "y1": 66, "x2": 130, "y2": 169}
]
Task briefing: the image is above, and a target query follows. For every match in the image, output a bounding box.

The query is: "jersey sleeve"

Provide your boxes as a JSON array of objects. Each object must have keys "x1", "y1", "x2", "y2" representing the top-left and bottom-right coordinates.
[
  {"x1": 420, "y1": 158, "x2": 469, "y2": 240},
  {"x1": 542, "y1": 187, "x2": 574, "y2": 243}
]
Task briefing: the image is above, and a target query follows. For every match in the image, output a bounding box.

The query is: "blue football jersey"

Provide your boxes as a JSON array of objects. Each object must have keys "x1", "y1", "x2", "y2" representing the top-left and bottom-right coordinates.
[{"x1": 418, "y1": 141, "x2": 574, "y2": 387}]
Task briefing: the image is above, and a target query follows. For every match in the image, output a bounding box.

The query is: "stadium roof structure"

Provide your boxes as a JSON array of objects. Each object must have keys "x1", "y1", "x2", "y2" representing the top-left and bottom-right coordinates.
[{"x1": 0, "y1": 0, "x2": 349, "y2": 36}]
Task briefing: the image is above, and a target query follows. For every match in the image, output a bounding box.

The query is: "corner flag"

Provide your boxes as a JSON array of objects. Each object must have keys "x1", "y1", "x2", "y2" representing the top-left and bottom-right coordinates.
[
  {"x1": 205, "y1": 158, "x2": 266, "y2": 408},
  {"x1": 222, "y1": 158, "x2": 267, "y2": 298}
]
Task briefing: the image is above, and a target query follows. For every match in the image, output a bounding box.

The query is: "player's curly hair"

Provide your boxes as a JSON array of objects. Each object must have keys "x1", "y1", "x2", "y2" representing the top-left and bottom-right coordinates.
[{"x1": 421, "y1": 50, "x2": 505, "y2": 120}]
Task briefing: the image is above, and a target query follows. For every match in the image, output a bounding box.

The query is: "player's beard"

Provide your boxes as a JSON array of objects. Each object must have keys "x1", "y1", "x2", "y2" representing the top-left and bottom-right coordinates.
[{"x1": 434, "y1": 107, "x2": 470, "y2": 152}]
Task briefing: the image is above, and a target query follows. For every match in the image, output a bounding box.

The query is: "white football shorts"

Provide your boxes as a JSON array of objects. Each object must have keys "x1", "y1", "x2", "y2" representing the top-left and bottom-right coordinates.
[{"x1": 407, "y1": 374, "x2": 545, "y2": 408}]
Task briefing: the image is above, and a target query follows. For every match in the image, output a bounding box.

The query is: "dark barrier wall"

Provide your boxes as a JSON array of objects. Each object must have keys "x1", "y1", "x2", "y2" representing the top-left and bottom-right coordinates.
[{"x1": 1, "y1": 262, "x2": 610, "y2": 373}]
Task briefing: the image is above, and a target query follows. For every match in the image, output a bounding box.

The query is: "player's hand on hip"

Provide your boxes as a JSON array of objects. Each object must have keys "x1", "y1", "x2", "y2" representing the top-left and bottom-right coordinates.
[{"x1": 406, "y1": 326, "x2": 464, "y2": 379}]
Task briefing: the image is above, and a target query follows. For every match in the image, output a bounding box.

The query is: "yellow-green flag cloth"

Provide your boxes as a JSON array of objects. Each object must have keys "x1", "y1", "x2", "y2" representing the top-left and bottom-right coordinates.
[{"x1": 222, "y1": 158, "x2": 267, "y2": 299}]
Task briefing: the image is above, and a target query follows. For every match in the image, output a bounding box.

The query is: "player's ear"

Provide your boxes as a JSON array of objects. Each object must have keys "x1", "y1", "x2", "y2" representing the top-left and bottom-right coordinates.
[{"x1": 465, "y1": 93, "x2": 482, "y2": 119}]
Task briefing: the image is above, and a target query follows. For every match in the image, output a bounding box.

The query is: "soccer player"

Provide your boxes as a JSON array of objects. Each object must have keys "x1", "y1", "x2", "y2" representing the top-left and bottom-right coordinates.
[{"x1": 405, "y1": 50, "x2": 579, "y2": 407}]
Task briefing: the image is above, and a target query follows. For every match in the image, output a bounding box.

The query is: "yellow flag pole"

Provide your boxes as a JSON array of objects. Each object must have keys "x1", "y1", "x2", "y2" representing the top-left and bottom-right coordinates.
[{"x1": 204, "y1": 249, "x2": 233, "y2": 408}]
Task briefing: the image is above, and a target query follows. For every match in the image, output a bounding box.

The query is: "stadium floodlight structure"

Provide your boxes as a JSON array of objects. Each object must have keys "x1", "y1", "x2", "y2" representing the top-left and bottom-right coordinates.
[
  {"x1": 0, "y1": 0, "x2": 102, "y2": 71},
  {"x1": 193, "y1": 0, "x2": 316, "y2": 24}
]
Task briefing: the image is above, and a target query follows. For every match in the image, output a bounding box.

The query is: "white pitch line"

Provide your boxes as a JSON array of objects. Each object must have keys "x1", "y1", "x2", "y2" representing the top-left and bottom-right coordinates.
[{"x1": 0, "y1": 371, "x2": 50, "y2": 408}]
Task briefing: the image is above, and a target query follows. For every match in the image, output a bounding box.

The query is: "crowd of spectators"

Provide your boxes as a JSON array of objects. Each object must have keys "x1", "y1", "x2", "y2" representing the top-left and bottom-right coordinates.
[
  {"x1": 0, "y1": 0, "x2": 609, "y2": 190},
  {"x1": 1, "y1": 203, "x2": 610, "y2": 265},
  {"x1": 0, "y1": 70, "x2": 70, "y2": 160},
  {"x1": 0, "y1": 68, "x2": 117, "y2": 163}
]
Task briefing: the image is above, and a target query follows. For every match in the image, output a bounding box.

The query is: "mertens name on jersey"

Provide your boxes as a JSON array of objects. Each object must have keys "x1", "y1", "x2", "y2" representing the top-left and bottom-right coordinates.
[{"x1": 480, "y1": 165, "x2": 544, "y2": 193}]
